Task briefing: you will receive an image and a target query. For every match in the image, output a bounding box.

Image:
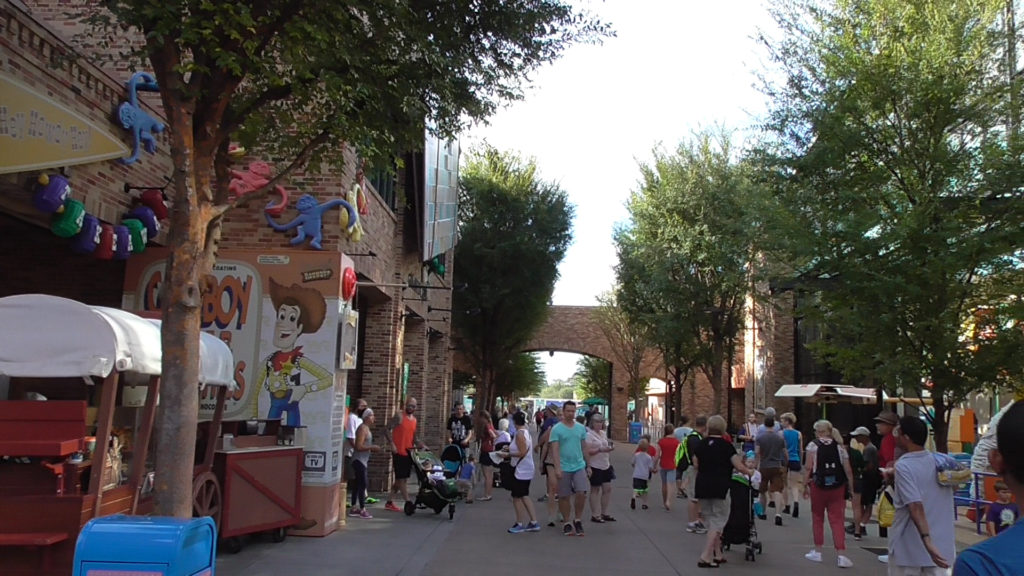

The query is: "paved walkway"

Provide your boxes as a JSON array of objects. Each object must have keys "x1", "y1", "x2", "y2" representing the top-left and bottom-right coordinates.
[{"x1": 216, "y1": 440, "x2": 985, "y2": 576}]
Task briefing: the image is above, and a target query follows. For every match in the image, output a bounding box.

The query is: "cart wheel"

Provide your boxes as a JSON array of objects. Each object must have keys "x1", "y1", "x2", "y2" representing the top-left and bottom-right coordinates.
[
  {"x1": 448, "y1": 504, "x2": 455, "y2": 520},
  {"x1": 271, "y1": 527, "x2": 287, "y2": 543},
  {"x1": 192, "y1": 471, "x2": 222, "y2": 531},
  {"x1": 221, "y1": 537, "x2": 243, "y2": 554},
  {"x1": 404, "y1": 501, "x2": 415, "y2": 516}
]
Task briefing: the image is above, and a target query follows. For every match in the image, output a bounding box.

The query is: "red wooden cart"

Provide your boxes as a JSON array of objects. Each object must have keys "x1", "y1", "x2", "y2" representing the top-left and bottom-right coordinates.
[{"x1": 0, "y1": 294, "x2": 235, "y2": 576}]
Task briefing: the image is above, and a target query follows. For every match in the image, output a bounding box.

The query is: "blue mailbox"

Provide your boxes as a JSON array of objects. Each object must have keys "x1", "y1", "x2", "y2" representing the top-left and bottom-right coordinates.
[
  {"x1": 628, "y1": 421, "x2": 643, "y2": 444},
  {"x1": 73, "y1": 515, "x2": 217, "y2": 576}
]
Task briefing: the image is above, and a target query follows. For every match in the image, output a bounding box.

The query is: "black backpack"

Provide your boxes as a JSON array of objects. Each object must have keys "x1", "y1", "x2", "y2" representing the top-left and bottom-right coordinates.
[{"x1": 813, "y1": 439, "x2": 847, "y2": 489}]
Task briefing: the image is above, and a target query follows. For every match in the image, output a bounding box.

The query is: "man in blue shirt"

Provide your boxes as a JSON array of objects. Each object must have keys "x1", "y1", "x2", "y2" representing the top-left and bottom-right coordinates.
[
  {"x1": 954, "y1": 402, "x2": 1024, "y2": 576},
  {"x1": 550, "y1": 400, "x2": 590, "y2": 537}
]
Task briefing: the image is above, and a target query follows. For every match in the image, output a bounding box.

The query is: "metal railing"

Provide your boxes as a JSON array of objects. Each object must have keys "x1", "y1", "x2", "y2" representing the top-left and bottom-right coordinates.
[{"x1": 953, "y1": 470, "x2": 999, "y2": 535}]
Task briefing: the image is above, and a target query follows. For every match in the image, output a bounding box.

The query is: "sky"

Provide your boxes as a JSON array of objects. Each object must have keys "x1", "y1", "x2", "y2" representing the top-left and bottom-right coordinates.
[{"x1": 463, "y1": 0, "x2": 775, "y2": 384}]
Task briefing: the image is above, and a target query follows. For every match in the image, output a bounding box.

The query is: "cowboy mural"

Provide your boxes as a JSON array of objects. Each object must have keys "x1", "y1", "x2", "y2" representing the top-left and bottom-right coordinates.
[{"x1": 256, "y1": 277, "x2": 333, "y2": 427}]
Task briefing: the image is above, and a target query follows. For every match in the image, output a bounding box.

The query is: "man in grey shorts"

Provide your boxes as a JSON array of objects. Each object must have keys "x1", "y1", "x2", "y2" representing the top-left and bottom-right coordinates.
[{"x1": 550, "y1": 400, "x2": 590, "y2": 536}]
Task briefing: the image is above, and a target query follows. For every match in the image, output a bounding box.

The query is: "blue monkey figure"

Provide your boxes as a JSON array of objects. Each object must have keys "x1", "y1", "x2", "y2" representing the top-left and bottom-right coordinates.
[
  {"x1": 265, "y1": 194, "x2": 358, "y2": 250},
  {"x1": 118, "y1": 72, "x2": 165, "y2": 165}
]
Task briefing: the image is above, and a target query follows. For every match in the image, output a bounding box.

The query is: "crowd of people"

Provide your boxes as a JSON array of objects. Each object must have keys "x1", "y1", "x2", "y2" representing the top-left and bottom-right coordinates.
[{"x1": 341, "y1": 395, "x2": 1023, "y2": 575}]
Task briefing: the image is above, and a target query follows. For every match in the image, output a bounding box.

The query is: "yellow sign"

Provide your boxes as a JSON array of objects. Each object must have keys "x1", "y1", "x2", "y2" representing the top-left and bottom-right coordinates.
[{"x1": 0, "y1": 74, "x2": 130, "y2": 174}]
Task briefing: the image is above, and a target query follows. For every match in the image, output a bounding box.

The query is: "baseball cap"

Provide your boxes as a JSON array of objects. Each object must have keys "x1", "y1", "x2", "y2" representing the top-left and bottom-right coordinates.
[
  {"x1": 873, "y1": 411, "x2": 898, "y2": 426},
  {"x1": 851, "y1": 426, "x2": 871, "y2": 438}
]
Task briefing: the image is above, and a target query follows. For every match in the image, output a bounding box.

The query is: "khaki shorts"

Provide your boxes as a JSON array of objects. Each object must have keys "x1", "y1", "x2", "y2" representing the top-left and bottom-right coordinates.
[
  {"x1": 556, "y1": 468, "x2": 590, "y2": 498},
  {"x1": 684, "y1": 468, "x2": 698, "y2": 501},
  {"x1": 699, "y1": 495, "x2": 731, "y2": 533},
  {"x1": 761, "y1": 466, "x2": 786, "y2": 492}
]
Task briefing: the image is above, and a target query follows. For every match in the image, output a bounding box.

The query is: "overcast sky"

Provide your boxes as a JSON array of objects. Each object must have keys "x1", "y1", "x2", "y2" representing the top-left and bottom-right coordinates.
[{"x1": 463, "y1": 0, "x2": 774, "y2": 383}]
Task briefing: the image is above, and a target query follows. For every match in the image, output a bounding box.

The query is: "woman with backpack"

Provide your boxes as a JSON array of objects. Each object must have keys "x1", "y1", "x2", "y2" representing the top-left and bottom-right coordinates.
[{"x1": 802, "y1": 419, "x2": 856, "y2": 569}]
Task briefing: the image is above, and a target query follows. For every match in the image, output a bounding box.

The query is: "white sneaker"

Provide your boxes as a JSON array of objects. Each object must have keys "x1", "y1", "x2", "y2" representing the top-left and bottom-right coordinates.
[
  {"x1": 838, "y1": 555, "x2": 853, "y2": 568},
  {"x1": 804, "y1": 550, "x2": 822, "y2": 563},
  {"x1": 878, "y1": 555, "x2": 889, "y2": 564}
]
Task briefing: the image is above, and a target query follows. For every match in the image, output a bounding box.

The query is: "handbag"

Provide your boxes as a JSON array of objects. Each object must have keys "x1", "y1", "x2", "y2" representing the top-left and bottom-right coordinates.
[
  {"x1": 499, "y1": 454, "x2": 521, "y2": 490},
  {"x1": 878, "y1": 487, "x2": 895, "y2": 528}
]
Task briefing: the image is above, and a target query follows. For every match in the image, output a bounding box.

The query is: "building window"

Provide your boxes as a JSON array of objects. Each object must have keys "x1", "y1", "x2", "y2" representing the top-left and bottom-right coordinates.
[{"x1": 369, "y1": 167, "x2": 397, "y2": 211}]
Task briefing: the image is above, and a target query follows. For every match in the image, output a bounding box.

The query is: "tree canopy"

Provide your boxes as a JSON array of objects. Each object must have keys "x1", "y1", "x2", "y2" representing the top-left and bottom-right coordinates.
[
  {"x1": 592, "y1": 291, "x2": 651, "y2": 409},
  {"x1": 572, "y1": 355, "x2": 611, "y2": 402},
  {"x1": 615, "y1": 131, "x2": 759, "y2": 416},
  {"x1": 756, "y1": 0, "x2": 1024, "y2": 449},
  {"x1": 452, "y1": 146, "x2": 574, "y2": 411}
]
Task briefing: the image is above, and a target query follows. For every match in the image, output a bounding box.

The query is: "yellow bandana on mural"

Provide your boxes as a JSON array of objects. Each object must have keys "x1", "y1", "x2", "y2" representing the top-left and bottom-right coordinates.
[{"x1": 0, "y1": 74, "x2": 129, "y2": 174}]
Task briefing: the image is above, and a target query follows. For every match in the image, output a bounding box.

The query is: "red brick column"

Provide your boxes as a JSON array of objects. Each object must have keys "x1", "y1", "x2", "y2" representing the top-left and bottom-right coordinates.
[
  {"x1": 426, "y1": 332, "x2": 453, "y2": 451},
  {"x1": 610, "y1": 364, "x2": 629, "y2": 442},
  {"x1": 402, "y1": 318, "x2": 431, "y2": 445},
  {"x1": 363, "y1": 296, "x2": 405, "y2": 492}
]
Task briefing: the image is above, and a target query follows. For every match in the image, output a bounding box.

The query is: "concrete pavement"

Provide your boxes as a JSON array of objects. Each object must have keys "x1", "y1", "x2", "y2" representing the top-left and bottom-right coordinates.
[{"x1": 215, "y1": 439, "x2": 986, "y2": 575}]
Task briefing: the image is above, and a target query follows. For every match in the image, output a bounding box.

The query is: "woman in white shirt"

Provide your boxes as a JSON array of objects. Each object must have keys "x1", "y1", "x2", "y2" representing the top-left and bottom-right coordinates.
[
  {"x1": 585, "y1": 413, "x2": 616, "y2": 523},
  {"x1": 506, "y1": 412, "x2": 539, "y2": 533}
]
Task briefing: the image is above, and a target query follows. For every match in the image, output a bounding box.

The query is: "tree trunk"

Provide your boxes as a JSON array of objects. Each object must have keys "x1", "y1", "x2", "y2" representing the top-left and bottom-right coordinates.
[
  {"x1": 932, "y1": 393, "x2": 949, "y2": 454},
  {"x1": 709, "y1": 361, "x2": 723, "y2": 415},
  {"x1": 153, "y1": 102, "x2": 207, "y2": 517}
]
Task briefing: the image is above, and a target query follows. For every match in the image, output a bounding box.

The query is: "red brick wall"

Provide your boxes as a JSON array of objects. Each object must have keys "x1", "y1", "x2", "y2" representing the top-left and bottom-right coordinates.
[{"x1": 0, "y1": 212, "x2": 126, "y2": 305}]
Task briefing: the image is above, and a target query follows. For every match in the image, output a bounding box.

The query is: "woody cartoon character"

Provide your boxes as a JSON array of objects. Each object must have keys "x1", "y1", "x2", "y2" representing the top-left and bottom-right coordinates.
[{"x1": 256, "y1": 278, "x2": 333, "y2": 427}]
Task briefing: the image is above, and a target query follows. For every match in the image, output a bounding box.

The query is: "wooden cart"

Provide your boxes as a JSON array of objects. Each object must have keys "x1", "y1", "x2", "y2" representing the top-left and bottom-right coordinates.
[{"x1": 0, "y1": 294, "x2": 235, "y2": 576}]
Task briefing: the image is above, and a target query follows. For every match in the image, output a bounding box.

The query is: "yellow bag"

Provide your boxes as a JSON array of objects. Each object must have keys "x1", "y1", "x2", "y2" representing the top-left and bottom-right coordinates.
[{"x1": 878, "y1": 487, "x2": 895, "y2": 528}]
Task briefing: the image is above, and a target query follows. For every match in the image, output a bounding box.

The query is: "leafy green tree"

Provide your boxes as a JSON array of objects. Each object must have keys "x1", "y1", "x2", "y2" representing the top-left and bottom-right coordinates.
[
  {"x1": 453, "y1": 146, "x2": 574, "y2": 411},
  {"x1": 76, "y1": 0, "x2": 608, "y2": 517},
  {"x1": 540, "y1": 379, "x2": 578, "y2": 400},
  {"x1": 616, "y1": 131, "x2": 757, "y2": 415},
  {"x1": 573, "y1": 355, "x2": 611, "y2": 401},
  {"x1": 592, "y1": 292, "x2": 652, "y2": 411},
  {"x1": 757, "y1": 0, "x2": 1024, "y2": 450},
  {"x1": 497, "y1": 353, "x2": 547, "y2": 402}
]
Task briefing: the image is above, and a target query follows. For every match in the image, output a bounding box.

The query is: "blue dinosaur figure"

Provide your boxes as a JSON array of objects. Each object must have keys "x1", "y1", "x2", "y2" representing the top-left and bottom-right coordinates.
[
  {"x1": 118, "y1": 72, "x2": 165, "y2": 165},
  {"x1": 265, "y1": 194, "x2": 358, "y2": 250}
]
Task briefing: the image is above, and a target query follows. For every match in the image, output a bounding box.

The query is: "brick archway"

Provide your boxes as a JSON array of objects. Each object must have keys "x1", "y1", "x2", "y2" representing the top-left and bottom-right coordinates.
[{"x1": 521, "y1": 306, "x2": 663, "y2": 441}]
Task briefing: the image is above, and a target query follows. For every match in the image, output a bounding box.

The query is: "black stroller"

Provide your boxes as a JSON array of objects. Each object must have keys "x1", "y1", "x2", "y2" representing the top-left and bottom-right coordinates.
[
  {"x1": 722, "y1": 473, "x2": 762, "y2": 561},
  {"x1": 404, "y1": 447, "x2": 462, "y2": 519}
]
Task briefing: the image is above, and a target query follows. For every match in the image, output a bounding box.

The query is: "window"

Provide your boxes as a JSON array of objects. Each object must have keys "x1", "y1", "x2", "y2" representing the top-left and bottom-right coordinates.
[{"x1": 369, "y1": 167, "x2": 397, "y2": 211}]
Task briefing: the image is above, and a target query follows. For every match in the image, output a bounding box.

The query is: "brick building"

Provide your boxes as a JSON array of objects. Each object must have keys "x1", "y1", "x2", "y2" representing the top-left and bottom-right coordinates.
[{"x1": 1, "y1": 0, "x2": 455, "y2": 533}]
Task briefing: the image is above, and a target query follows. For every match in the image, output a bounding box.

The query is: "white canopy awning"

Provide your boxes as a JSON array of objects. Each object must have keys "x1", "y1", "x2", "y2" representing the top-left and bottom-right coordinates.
[
  {"x1": 775, "y1": 384, "x2": 877, "y2": 404},
  {"x1": 145, "y1": 319, "x2": 236, "y2": 388},
  {"x1": 0, "y1": 294, "x2": 235, "y2": 388}
]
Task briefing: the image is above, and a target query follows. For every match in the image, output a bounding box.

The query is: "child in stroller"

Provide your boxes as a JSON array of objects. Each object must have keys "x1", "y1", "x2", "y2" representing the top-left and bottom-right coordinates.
[
  {"x1": 723, "y1": 451, "x2": 763, "y2": 561},
  {"x1": 404, "y1": 446, "x2": 463, "y2": 519}
]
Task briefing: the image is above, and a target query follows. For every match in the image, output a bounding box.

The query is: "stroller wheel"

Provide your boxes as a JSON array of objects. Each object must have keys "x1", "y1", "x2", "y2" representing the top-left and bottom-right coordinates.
[
  {"x1": 404, "y1": 501, "x2": 415, "y2": 516},
  {"x1": 448, "y1": 503, "x2": 455, "y2": 520},
  {"x1": 755, "y1": 541, "x2": 763, "y2": 554},
  {"x1": 723, "y1": 543, "x2": 731, "y2": 551},
  {"x1": 745, "y1": 549, "x2": 755, "y2": 562}
]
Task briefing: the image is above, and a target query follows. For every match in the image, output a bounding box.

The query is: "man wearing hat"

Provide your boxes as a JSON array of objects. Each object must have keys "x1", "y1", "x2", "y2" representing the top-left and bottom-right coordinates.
[
  {"x1": 850, "y1": 426, "x2": 880, "y2": 540},
  {"x1": 874, "y1": 411, "x2": 902, "y2": 470}
]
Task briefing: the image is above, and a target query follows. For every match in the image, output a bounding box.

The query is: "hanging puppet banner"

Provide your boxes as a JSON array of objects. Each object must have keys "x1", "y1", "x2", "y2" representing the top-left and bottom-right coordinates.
[{"x1": 123, "y1": 249, "x2": 355, "y2": 487}]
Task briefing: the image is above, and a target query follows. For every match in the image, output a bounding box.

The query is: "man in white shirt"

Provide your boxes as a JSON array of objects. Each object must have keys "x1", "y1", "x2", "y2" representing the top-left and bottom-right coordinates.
[{"x1": 888, "y1": 416, "x2": 954, "y2": 575}]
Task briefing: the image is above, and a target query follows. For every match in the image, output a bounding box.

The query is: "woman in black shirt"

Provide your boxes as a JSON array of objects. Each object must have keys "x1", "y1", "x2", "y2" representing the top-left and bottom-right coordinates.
[{"x1": 693, "y1": 415, "x2": 752, "y2": 568}]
